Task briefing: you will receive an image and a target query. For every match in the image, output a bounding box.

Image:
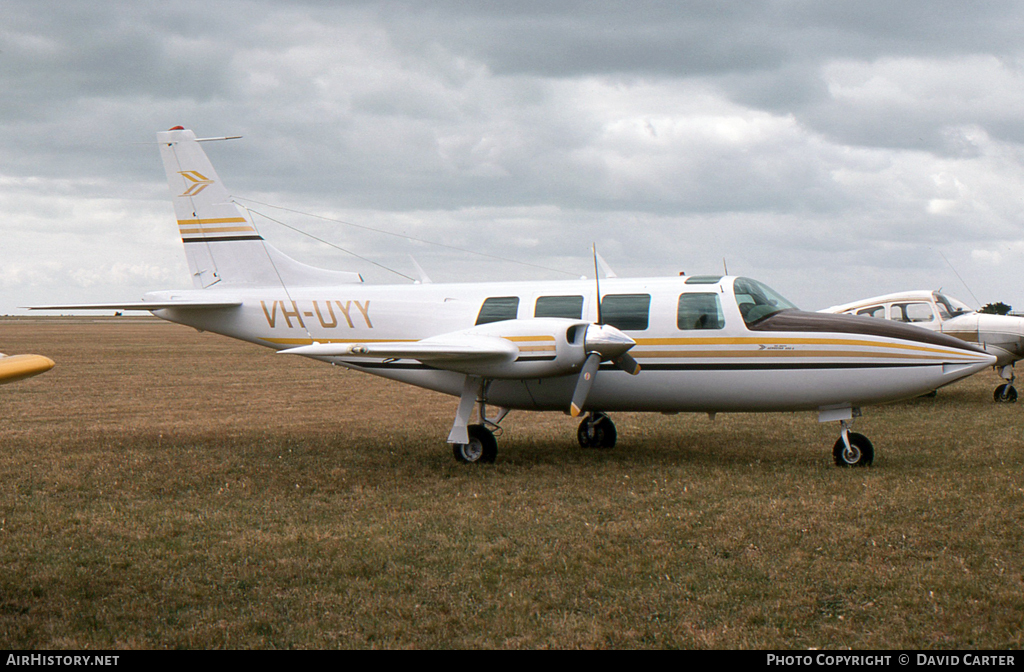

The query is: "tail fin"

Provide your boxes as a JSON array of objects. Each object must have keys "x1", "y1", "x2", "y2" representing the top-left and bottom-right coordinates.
[{"x1": 157, "y1": 127, "x2": 362, "y2": 288}]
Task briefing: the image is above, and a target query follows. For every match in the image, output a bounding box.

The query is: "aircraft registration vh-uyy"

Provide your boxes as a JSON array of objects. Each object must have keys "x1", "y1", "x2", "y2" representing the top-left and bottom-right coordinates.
[{"x1": 30, "y1": 128, "x2": 996, "y2": 467}]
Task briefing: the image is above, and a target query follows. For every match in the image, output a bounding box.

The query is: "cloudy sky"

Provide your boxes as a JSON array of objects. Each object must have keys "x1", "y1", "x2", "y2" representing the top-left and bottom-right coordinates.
[{"x1": 5, "y1": 1, "x2": 1024, "y2": 314}]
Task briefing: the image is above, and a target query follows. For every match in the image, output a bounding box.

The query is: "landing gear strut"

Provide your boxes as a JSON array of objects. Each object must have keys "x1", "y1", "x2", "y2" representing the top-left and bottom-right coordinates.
[
  {"x1": 577, "y1": 412, "x2": 617, "y2": 449},
  {"x1": 833, "y1": 419, "x2": 874, "y2": 467},
  {"x1": 448, "y1": 376, "x2": 508, "y2": 464},
  {"x1": 820, "y1": 408, "x2": 873, "y2": 468}
]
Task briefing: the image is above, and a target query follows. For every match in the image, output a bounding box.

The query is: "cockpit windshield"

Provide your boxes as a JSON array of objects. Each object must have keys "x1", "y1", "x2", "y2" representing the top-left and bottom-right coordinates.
[
  {"x1": 732, "y1": 277, "x2": 799, "y2": 325},
  {"x1": 933, "y1": 292, "x2": 972, "y2": 320}
]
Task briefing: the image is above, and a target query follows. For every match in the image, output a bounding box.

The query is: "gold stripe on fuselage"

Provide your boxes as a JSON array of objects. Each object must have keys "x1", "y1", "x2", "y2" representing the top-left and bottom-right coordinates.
[
  {"x1": 634, "y1": 336, "x2": 979, "y2": 359},
  {"x1": 504, "y1": 335, "x2": 556, "y2": 342},
  {"x1": 632, "y1": 349, "x2": 978, "y2": 362}
]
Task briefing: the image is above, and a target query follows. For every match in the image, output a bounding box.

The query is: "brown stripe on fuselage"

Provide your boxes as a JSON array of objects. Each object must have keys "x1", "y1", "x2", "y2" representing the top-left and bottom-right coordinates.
[{"x1": 748, "y1": 310, "x2": 989, "y2": 354}]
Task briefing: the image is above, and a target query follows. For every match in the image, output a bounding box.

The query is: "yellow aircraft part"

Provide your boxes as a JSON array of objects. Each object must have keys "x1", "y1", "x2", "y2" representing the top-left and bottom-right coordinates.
[{"x1": 0, "y1": 354, "x2": 55, "y2": 385}]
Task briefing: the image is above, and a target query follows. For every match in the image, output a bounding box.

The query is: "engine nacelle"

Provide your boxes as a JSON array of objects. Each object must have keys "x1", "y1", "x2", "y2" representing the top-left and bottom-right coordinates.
[
  {"x1": 428, "y1": 317, "x2": 591, "y2": 379},
  {"x1": 280, "y1": 317, "x2": 638, "y2": 380}
]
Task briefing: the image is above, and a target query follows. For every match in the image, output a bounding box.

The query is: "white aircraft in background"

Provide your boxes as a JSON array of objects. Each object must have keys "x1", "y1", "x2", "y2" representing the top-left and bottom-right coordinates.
[
  {"x1": 0, "y1": 353, "x2": 54, "y2": 385},
  {"x1": 823, "y1": 291, "x2": 1024, "y2": 402},
  {"x1": 29, "y1": 128, "x2": 995, "y2": 467}
]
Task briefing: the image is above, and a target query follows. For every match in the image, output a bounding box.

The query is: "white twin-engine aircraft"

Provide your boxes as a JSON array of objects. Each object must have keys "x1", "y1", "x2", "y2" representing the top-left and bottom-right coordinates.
[
  {"x1": 824, "y1": 290, "x2": 1024, "y2": 403},
  {"x1": 30, "y1": 128, "x2": 995, "y2": 467}
]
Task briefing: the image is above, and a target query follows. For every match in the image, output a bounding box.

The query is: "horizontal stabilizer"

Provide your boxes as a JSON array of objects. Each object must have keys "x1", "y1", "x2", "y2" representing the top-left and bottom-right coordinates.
[
  {"x1": 25, "y1": 300, "x2": 242, "y2": 311},
  {"x1": 279, "y1": 337, "x2": 519, "y2": 364}
]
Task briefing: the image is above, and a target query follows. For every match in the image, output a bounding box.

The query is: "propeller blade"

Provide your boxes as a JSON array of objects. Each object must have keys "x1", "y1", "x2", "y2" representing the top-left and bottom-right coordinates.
[
  {"x1": 570, "y1": 352, "x2": 602, "y2": 417},
  {"x1": 613, "y1": 352, "x2": 641, "y2": 375}
]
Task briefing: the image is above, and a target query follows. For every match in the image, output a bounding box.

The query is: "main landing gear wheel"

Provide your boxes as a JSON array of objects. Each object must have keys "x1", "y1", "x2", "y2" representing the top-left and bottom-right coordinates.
[
  {"x1": 833, "y1": 432, "x2": 874, "y2": 468},
  {"x1": 453, "y1": 424, "x2": 497, "y2": 464},
  {"x1": 577, "y1": 413, "x2": 617, "y2": 449},
  {"x1": 994, "y1": 384, "x2": 1018, "y2": 403}
]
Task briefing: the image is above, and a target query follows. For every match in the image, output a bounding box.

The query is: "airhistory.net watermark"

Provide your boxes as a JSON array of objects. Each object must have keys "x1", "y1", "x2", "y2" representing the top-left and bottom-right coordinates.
[{"x1": 6, "y1": 655, "x2": 119, "y2": 667}]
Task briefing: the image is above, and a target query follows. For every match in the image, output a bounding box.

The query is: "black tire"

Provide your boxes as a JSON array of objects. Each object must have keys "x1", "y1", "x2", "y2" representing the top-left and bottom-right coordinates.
[
  {"x1": 577, "y1": 414, "x2": 617, "y2": 449},
  {"x1": 452, "y1": 424, "x2": 497, "y2": 464},
  {"x1": 994, "y1": 384, "x2": 1018, "y2": 403},
  {"x1": 832, "y1": 432, "x2": 874, "y2": 467}
]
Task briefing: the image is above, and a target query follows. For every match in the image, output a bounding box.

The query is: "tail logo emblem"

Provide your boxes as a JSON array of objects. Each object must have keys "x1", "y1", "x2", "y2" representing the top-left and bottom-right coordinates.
[{"x1": 178, "y1": 170, "x2": 214, "y2": 197}]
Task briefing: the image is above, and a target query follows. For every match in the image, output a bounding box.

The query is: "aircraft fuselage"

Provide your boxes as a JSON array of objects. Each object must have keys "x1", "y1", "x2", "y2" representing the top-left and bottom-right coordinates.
[{"x1": 150, "y1": 275, "x2": 993, "y2": 415}]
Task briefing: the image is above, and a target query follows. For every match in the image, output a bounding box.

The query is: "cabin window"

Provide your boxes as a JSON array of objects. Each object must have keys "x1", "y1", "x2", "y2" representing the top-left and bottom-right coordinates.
[
  {"x1": 856, "y1": 306, "x2": 886, "y2": 319},
  {"x1": 892, "y1": 302, "x2": 934, "y2": 323},
  {"x1": 535, "y1": 295, "x2": 584, "y2": 319},
  {"x1": 475, "y1": 296, "x2": 520, "y2": 325},
  {"x1": 601, "y1": 294, "x2": 651, "y2": 331},
  {"x1": 677, "y1": 293, "x2": 725, "y2": 330}
]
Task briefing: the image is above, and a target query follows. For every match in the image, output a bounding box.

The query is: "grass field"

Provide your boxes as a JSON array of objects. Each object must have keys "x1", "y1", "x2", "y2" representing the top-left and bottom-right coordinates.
[{"x1": 1, "y1": 317, "x2": 1022, "y2": 649}]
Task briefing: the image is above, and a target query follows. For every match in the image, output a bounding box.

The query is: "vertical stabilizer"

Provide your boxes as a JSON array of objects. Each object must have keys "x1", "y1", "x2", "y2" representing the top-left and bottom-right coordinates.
[{"x1": 157, "y1": 127, "x2": 362, "y2": 288}]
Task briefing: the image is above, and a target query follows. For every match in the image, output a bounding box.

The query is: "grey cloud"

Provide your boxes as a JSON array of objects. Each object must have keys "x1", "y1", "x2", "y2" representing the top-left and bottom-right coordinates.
[{"x1": 5, "y1": 1, "x2": 1024, "y2": 313}]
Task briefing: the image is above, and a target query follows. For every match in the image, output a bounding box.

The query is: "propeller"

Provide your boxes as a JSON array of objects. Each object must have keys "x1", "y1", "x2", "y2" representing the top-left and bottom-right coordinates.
[{"x1": 568, "y1": 247, "x2": 641, "y2": 417}]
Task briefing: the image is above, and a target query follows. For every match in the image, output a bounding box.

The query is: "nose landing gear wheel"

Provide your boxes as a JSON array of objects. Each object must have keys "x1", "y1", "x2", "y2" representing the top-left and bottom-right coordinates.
[
  {"x1": 453, "y1": 424, "x2": 497, "y2": 464},
  {"x1": 994, "y1": 384, "x2": 1018, "y2": 403},
  {"x1": 577, "y1": 413, "x2": 617, "y2": 449},
  {"x1": 833, "y1": 432, "x2": 874, "y2": 467}
]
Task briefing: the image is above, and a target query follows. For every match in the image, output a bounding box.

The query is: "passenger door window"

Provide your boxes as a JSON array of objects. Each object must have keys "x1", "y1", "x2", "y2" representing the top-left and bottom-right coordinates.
[{"x1": 677, "y1": 293, "x2": 725, "y2": 330}]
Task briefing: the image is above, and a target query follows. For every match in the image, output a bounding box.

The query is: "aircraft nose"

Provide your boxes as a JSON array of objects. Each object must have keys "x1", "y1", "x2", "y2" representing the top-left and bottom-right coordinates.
[
  {"x1": 869, "y1": 318, "x2": 996, "y2": 380},
  {"x1": 750, "y1": 309, "x2": 996, "y2": 391}
]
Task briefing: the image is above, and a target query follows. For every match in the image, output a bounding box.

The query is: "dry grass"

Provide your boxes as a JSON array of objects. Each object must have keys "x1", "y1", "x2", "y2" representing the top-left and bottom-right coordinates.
[{"x1": 0, "y1": 317, "x2": 1022, "y2": 649}]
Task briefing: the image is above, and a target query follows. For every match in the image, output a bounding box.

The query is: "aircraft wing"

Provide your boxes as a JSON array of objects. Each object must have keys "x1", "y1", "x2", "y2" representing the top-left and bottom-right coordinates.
[
  {"x1": 278, "y1": 337, "x2": 519, "y2": 364},
  {"x1": 0, "y1": 354, "x2": 55, "y2": 385},
  {"x1": 25, "y1": 300, "x2": 242, "y2": 311}
]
